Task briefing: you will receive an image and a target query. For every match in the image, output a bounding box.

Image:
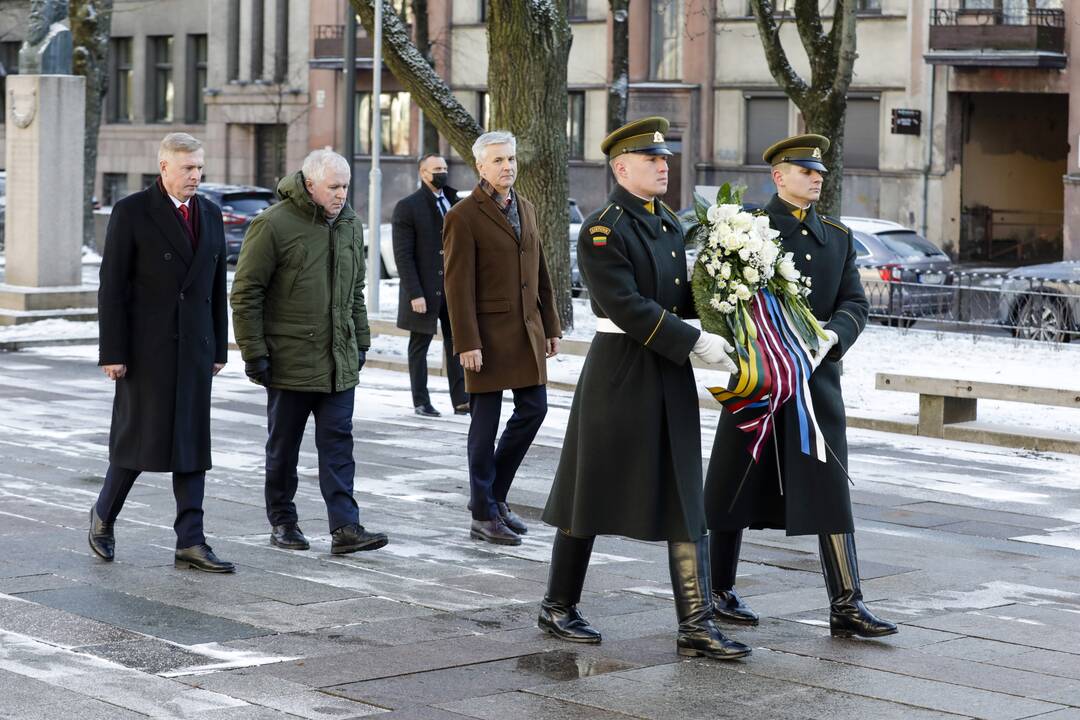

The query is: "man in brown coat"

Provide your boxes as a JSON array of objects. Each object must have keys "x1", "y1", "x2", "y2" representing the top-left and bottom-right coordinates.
[{"x1": 443, "y1": 130, "x2": 562, "y2": 546}]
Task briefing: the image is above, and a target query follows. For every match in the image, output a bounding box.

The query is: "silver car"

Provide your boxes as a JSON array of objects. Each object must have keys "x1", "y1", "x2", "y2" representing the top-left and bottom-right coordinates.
[{"x1": 997, "y1": 261, "x2": 1080, "y2": 342}]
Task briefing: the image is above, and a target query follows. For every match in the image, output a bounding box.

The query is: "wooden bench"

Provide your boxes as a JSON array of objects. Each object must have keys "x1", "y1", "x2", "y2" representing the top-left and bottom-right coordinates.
[{"x1": 875, "y1": 372, "x2": 1080, "y2": 453}]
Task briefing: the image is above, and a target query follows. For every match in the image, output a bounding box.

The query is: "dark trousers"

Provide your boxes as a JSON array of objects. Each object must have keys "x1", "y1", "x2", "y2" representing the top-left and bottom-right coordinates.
[
  {"x1": 95, "y1": 464, "x2": 206, "y2": 549},
  {"x1": 467, "y1": 384, "x2": 547, "y2": 521},
  {"x1": 407, "y1": 302, "x2": 467, "y2": 408},
  {"x1": 265, "y1": 387, "x2": 359, "y2": 533}
]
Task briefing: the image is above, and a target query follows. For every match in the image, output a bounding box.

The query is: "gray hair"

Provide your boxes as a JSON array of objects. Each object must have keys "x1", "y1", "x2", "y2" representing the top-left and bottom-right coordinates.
[
  {"x1": 302, "y1": 148, "x2": 351, "y2": 183},
  {"x1": 158, "y1": 132, "x2": 203, "y2": 161},
  {"x1": 472, "y1": 131, "x2": 516, "y2": 163}
]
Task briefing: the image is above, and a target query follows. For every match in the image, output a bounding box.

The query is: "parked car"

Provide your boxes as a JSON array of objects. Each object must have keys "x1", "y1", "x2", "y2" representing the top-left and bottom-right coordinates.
[
  {"x1": 361, "y1": 222, "x2": 396, "y2": 279},
  {"x1": 568, "y1": 199, "x2": 584, "y2": 296},
  {"x1": 195, "y1": 183, "x2": 276, "y2": 264},
  {"x1": 0, "y1": 170, "x2": 6, "y2": 248},
  {"x1": 843, "y1": 216, "x2": 955, "y2": 327},
  {"x1": 997, "y1": 260, "x2": 1080, "y2": 342}
]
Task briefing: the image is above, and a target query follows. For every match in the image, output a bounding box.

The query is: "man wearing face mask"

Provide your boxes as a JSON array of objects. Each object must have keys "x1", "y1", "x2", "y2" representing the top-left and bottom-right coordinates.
[{"x1": 392, "y1": 154, "x2": 468, "y2": 417}]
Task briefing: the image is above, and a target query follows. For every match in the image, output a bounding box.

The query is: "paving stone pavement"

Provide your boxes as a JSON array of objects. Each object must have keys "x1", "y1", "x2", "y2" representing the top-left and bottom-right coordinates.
[{"x1": 0, "y1": 344, "x2": 1079, "y2": 719}]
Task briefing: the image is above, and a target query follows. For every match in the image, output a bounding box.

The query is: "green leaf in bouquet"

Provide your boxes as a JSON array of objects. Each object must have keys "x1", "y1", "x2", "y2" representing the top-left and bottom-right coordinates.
[
  {"x1": 691, "y1": 260, "x2": 737, "y2": 360},
  {"x1": 716, "y1": 182, "x2": 731, "y2": 206}
]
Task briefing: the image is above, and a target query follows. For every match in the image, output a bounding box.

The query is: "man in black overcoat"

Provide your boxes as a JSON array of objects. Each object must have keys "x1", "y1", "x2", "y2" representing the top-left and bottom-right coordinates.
[
  {"x1": 704, "y1": 134, "x2": 896, "y2": 638},
  {"x1": 90, "y1": 133, "x2": 233, "y2": 573},
  {"x1": 392, "y1": 154, "x2": 468, "y2": 417},
  {"x1": 539, "y1": 118, "x2": 750, "y2": 660}
]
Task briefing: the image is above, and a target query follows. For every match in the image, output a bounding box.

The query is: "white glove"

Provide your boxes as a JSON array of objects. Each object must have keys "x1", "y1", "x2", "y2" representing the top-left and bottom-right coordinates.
[
  {"x1": 812, "y1": 329, "x2": 839, "y2": 367},
  {"x1": 692, "y1": 331, "x2": 737, "y2": 374}
]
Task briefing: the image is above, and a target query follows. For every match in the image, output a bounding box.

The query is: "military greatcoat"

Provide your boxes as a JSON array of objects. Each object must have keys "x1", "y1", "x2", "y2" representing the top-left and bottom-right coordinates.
[
  {"x1": 704, "y1": 193, "x2": 869, "y2": 536},
  {"x1": 542, "y1": 184, "x2": 705, "y2": 541}
]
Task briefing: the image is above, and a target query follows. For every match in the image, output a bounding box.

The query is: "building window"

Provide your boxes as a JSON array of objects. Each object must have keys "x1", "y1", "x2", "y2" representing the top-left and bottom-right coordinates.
[
  {"x1": 250, "y1": 0, "x2": 265, "y2": 80},
  {"x1": 0, "y1": 41, "x2": 20, "y2": 126},
  {"x1": 103, "y1": 173, "x2": 129, "y2": 206},
  {"x1": 355, "y1": 92, "x2": 412, "y2": 156},
  {"x1": 857, "y1": 0, "x2": 881, "y2": 12},
  {"x1": 141, "y1": 173, "x2": 159, "y2": 190},
  {"x1": 744, "y1": 96, "x2": 788, "y2": 165},
  {"x1": 843, "y1": 97, "x2": 880, "y2": 169},
  {"x1": 227, "y1": 0, "x2": 240, "y2": 81},
  {"x1": 106, "y1": 38, "x2": 133, "y2": 123},
  {"x1": 649, "y1": 0, "x2": 683, "y2": 80},
  {"x1": 567, "y1": 92, "x2": 585, "y2": 160},
  {"x1": 148, "y1": 36, "x2": 174, "y2": 123},
  {"x1": 567, "y1": 0, "x2": 588, "y2": 20},
  {"x1": 187, "y1": 35, "x2": 208, "y2": 124},
  {"x1": 273, "y1": 0, "x2": 289, "y2": 82},
  {"x1": 479, "y1": 0, "x2": 489, "y2": 22},
  {"x1": 478, "y1": 91, "x2": 490, "y2": 130}
]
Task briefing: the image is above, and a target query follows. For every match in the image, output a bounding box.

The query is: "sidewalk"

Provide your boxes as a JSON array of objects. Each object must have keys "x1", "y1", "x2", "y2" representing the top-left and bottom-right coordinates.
[{"x1": 0, "y1": 343, "x2": 1079, "y2": 718}]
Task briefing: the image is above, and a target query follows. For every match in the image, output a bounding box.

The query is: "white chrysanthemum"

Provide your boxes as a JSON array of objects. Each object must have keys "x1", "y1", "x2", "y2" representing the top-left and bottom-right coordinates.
[
  {"x1": 718, "y1": 301, "x2": 734, "y2": 314},
  {"x1": 710, "y1": 296, "x2": 724, "y2": 311},
  {"x1": 743, "y1": 266, "x2": 760, "y2": 284},
  {"x1": 760, "y1": 241, "x2": 780, "y2": 266},
  {"x1": 720, "y1": 262, "x2": 732, "y2": 279},
  {"x1": 731, "y1": 213, "x2": 753, "y2": 232},
  {"x1": 753, "y1": 215, "x2": 772, "y2": 234},
  {"x1": 778, "y1": 257, "x2": 799, "y2": 281}
]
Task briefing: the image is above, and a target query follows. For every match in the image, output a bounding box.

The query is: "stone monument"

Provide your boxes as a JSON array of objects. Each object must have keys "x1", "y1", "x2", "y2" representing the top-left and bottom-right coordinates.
[{"x1": 0, "y1": 73, "x2": 97, "y2": 324}]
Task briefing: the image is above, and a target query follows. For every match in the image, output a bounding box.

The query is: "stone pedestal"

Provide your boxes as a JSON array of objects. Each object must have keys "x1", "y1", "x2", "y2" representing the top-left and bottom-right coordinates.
[{"x1": 1, "y1": 74, "x2": 96, "y2": 325}]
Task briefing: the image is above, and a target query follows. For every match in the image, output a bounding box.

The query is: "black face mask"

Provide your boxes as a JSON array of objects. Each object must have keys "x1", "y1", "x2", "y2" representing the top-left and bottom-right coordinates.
[{"x1": 430, "y1": 172, "x2": 449, "y2": 190}]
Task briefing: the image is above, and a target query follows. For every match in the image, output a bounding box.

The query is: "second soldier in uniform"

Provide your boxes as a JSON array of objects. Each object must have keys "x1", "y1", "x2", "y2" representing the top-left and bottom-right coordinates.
[
  {"x1": 539, "y1": 118, "x2": 751, "y2": 660},
  {"x1": 704, "y1": 134, "x2": 898, "y2": 639}
]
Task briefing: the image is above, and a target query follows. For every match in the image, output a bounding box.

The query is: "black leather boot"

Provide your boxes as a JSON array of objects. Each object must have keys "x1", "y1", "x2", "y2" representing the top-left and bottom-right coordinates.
[
  {"x1": 668, "y1": 539, "x2": 751, "y2": 660},
  {"x1": 88, "y1": 505, "x2": 115, "y2": 561},
  {"x1": 710, "y1": 530, "x2": 759, "y2": 626},
  {"x1": 538, "y1": 530, "x2": 601, "y2": 643},
  {"x1": 819, "y1": 533, "x2": 898, "y2": 638}
]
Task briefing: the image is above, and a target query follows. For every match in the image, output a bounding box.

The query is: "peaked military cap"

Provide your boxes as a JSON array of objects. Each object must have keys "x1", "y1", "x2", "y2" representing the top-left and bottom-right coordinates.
[
  {"x1": 763, "y1": 133, "x2": 830, "y2": 173},
  {"x1": 601, "y1": 116, "x2": 673, "y2": 157}
]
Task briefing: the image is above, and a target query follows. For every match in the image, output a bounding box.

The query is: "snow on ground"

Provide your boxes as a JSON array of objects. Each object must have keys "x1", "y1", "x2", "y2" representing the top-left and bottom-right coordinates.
[{"x1": 3, "y1": 275, "x2": 1078, "y2": 437}]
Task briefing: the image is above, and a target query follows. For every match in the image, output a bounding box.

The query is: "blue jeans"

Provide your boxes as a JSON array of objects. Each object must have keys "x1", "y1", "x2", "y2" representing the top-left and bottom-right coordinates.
[
  {"x1": 265, "y1": 387, "x2": 359, "y2": 532},
  {"x1": 467, "y1": 384, "x2": 547, "y2": 521}
]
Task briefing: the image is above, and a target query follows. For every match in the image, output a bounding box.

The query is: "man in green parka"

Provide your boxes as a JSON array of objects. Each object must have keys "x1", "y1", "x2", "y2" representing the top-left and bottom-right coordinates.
[
  {"x1": 231, "y1": 149, "x2": 388, "y2": 556},
  {"x1": 539, "y1": 118, "x2": 750, "y2": 661}
]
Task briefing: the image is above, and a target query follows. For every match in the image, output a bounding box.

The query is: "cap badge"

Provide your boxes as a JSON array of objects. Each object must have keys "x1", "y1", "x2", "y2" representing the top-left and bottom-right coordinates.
[
  {"x1": 812, "y1": 147, "x2": 822, "y2": 159},
  {"x1": 653, "y1": 131, "x2": 664, "y2": 143}
]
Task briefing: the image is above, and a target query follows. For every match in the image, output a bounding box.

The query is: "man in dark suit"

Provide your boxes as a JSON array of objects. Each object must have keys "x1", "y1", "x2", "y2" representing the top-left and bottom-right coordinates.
[
  {"x1": 90, "y1": 132, "x2": 233, "y2": 573},
  {"x1": 704, "y1": 134, "x2": 897, "y2": 639},
  {"x1": 443, "y1": 131, "x2": 562, "y2": 546},
  {"x1": 392, "y1": 154, "x2": 468, "y2": 418}
]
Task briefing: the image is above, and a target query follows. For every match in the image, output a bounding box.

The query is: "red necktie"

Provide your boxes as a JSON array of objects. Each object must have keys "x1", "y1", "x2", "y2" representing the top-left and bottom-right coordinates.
[{"x1": 178, "y1": 204, "x2": 189, "y2": 223}]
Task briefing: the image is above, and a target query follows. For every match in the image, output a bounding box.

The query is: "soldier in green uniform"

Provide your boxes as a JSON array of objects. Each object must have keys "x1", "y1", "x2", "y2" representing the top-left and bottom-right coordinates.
[
  {"x1": 539, "y1": 117, "x2": 750, "y2": 661},
  {"x1": 704, "y1": 134, "x2": 898, "y2": 639}
]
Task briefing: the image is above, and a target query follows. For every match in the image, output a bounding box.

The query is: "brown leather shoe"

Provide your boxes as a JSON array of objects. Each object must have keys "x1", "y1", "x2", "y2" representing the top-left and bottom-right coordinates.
[{"x1": 470, "y1": 517, "x2": 521, "y2": 546}]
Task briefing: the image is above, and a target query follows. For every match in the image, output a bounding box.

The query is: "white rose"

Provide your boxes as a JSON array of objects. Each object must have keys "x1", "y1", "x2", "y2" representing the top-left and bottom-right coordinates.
[
  {"x1": 743, "y1": 234, "x2": 763, "y2": 254},
  {"x1": 706, "y1": 205, "x2": 723, "y2": 223},
  {"x1": 743, "y1": 266, "x2": 760, "y2": 284},
  {"x1": 716, "y1": 204, "x2": 739, "y2": 221},
  {"x1": 777, "y1": 258, "x2": 799, "y2": 282},
  {"x1": 760, "y1": 242, "x2": 779, "y2": 266},
  {"x1": 738, "y1": 247, "x2": 752, "y2": 262},
  {"x1": 754, "y1": 215, "x2": 772, "y2": 234},
  {"x1": 720, "y1": 263, "x2": 732, "y2": 279},
  {"x1": 731, "y1": 213, "x2": 753, "y2": 232},
  {"x1": 735, "y1": 284, "x2": 752, "y2": 300}
]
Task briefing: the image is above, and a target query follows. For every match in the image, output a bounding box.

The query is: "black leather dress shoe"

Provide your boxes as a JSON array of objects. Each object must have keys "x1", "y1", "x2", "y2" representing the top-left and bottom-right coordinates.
[
  {"x1": 454, "y1": 403, "x2": 470, "y2": 415},
  {"x1": 538, "y1": 600, "x2": 602, "y2": 643},
  {"x1": 712, "y1": 589, "x2": 760, "y2": 626},
  {"x1": 414, "y1": 403, "x2": 441, "y2": 417},
  {"x1": 270, "y1": 524, "x2": 310, "y2": 550},
  {"x1": 496, "y1": 502, "x2": 528, "y2": 535},
  {"x1": 470, "y1": 518, "x2": 521, "y2": 546},
  {"x1": 331, "y1": 524, "x2": 389, "y2": 554},
  {"x1": 175, "y1": 544, "x2": 235, "y2": 573},
  {"x1": 88, "y1": 505, "x2": 115, "y2": 561}
]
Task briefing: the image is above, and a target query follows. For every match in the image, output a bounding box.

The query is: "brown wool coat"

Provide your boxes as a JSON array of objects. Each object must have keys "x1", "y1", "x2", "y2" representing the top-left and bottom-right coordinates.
[{"x1": 442, "y1": 186, "x2": 561, "y2": 394}]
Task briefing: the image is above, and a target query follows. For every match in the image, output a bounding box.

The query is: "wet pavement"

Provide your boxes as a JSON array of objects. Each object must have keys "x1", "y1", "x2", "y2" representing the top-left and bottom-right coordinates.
[{"x1": 0, "y1": 343, "x2": 1079, "y2": 719}]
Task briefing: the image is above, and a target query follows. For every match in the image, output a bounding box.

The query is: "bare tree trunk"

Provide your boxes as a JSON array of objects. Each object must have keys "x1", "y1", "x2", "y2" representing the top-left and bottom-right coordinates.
[
  {"x1": 487, "y1": 0, "x2": 573, "y2": 329},
  {"x1": 749, "y1": 0, "x2": 857, "y2": 216},
  {"x1": 410, "y1": 0, "x2": 439, "y2": 154},
  {"x1": 351, "y1": 0, "x2": 481, "y2": 165},
  {"x1": 607, "y1": 0, "x2": 630, "y2": 132},
  {"x1": 70, "y1": 0, "x2": 114, "y2": 248},
  {"x1": 350, "y1": 0, "x2": 574, "y2": 329}
]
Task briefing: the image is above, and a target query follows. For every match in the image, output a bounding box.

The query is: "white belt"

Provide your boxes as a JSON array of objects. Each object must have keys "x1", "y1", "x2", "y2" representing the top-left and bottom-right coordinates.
[{"x1": 595, "y1": 318, "x2": 625, "y2": 334}]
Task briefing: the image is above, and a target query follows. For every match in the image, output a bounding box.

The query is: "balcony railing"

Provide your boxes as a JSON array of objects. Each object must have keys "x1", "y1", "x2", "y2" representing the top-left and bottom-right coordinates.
[
  {"x1": 314, "y1": 24, "x2": 376, "y2": 60},
  {"x1": 926, "y1": 5, "x2": 1066, "y2": 67}
]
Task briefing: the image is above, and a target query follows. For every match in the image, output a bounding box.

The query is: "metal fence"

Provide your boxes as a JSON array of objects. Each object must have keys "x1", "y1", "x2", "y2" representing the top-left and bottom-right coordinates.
[{"x1": 861, "y1": 267, "x2": 1080, "y2": 343}]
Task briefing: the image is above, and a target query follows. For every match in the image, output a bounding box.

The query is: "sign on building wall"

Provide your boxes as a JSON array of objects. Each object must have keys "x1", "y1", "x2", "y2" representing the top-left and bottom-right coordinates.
[{"x1": 891, "y1": 109, "x2": 922, "y2": 136}]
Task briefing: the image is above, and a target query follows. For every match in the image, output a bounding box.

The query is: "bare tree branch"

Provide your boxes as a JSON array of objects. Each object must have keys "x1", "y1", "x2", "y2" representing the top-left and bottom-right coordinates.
[
  {"x1": 350, "y1": 0, "x2": 482, "y2": 165},
  {"x1": 828, "y1": 0, "x2": 857, "y2": 101},
  {"x1": 750, "y1": 0, "x2": 808, "y2": 104}
]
